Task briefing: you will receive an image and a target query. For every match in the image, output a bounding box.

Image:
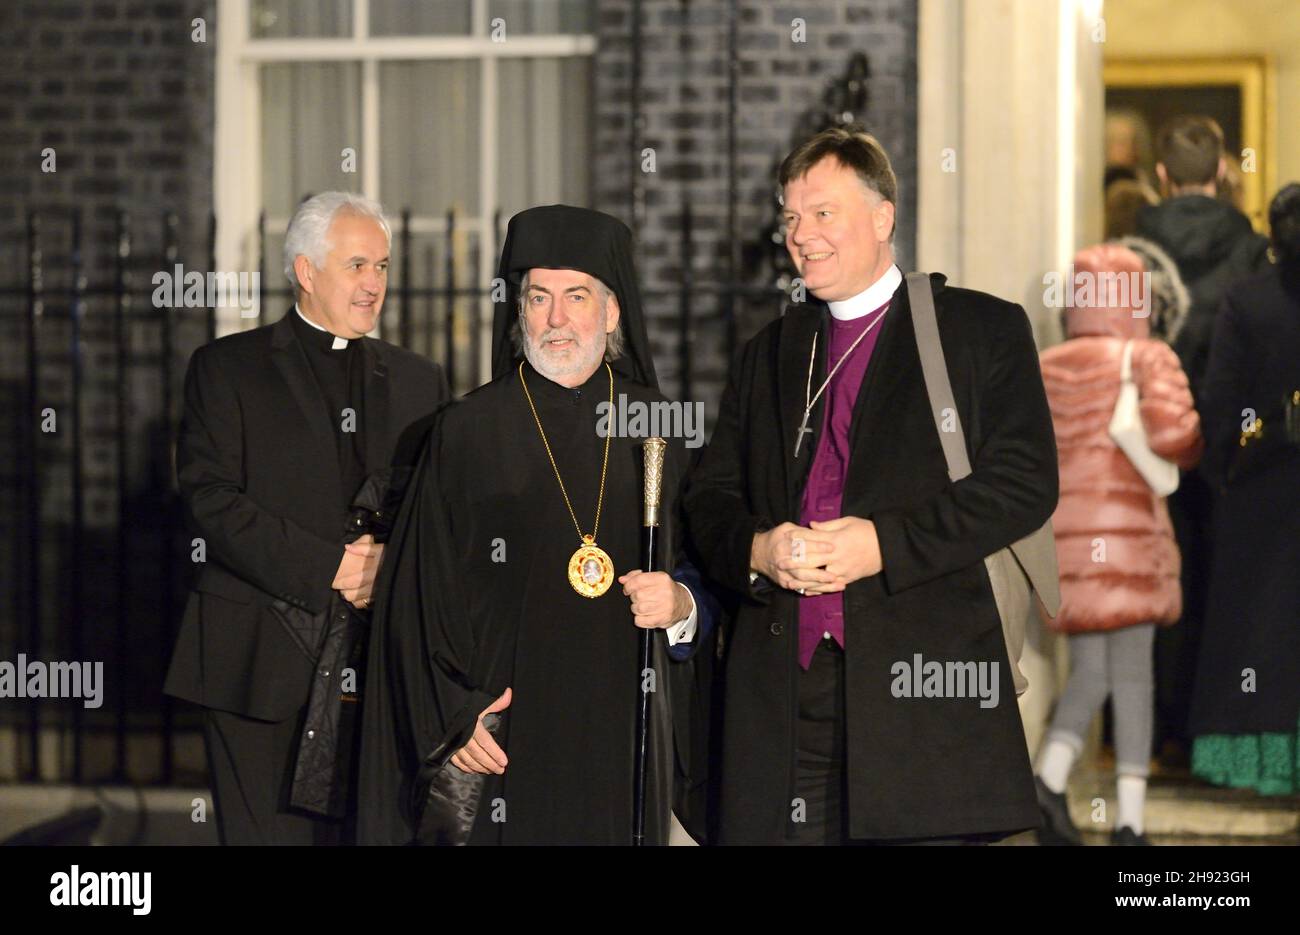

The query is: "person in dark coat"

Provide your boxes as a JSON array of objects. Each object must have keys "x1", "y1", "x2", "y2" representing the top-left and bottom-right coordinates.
[
  {"x1": 164, "y1": 192, "x2": 450, "y2": 844},
  {"x1": 1136, "y1": 116, "x2": 1269, "y2": 395},
  {"x1": 1188, "y1": 182, "x2": 1300, "y2": 795},
  {"x1": 1134, "y1": 115, "x2": 1269, "y2": 763},
  {"x1": 683, "y1": 127, "x2": 1059, "y2": 845}
]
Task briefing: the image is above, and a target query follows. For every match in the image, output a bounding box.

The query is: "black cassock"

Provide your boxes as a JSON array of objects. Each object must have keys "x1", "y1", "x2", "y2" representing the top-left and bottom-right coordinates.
[{"x1": 357, "y1": 361, "x2": 704, "y2": 845}]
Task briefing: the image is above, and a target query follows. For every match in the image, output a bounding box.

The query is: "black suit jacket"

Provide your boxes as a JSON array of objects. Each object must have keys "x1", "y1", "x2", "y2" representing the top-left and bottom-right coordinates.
[
  {"x1": 684, "y1": 273, "x2": 1058, "y2": 842},
  {"x1": 164, "y1": 309, "x2": 450, "y2": 722}
]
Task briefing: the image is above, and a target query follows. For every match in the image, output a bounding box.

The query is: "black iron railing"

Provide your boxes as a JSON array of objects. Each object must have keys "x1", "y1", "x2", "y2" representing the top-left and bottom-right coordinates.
[{"x1": 0, "y1": 199, "x2": 776, "y2": 786}]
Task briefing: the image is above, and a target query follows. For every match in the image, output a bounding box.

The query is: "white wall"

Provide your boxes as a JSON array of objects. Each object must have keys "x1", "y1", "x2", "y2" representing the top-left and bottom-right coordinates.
[
  {"x1": 916, "y1": 0, "x2": 1107, "y2": 751},
  {"x1": 917, "y1": 0, "x2": 1105, "y2": 349}
]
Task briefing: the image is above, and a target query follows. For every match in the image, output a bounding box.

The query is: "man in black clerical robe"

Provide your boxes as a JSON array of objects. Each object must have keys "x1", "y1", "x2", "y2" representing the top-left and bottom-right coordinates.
[{"x1": 358, "y1": 205, "x2": 716, "y2": 845}]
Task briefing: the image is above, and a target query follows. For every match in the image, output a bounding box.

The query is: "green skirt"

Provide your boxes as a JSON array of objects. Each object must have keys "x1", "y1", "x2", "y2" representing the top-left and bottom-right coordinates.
[{"x1": 1191, "y1": 715, "x2": 1300, "y2": 796}]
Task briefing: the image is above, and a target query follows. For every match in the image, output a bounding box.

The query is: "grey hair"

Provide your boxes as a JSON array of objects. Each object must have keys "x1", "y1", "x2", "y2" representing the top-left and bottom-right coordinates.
[
  {"x1": 283, "y1": 191, "x2": 392, "y2": 290},
  {"x1": 510, "y1": 271, "x2": 625, "y2": 360}
]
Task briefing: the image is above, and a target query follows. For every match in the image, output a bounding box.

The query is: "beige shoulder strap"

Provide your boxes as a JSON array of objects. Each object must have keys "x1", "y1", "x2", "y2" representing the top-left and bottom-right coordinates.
[{"x1": 905, "y1": 272, "x2": 1061, "y2": 616}]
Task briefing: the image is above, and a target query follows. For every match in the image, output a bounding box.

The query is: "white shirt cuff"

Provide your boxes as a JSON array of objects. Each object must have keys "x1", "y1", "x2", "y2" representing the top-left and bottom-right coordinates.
[{"x1": 665, "y1": 584, "x2": 698, "y2": 647}]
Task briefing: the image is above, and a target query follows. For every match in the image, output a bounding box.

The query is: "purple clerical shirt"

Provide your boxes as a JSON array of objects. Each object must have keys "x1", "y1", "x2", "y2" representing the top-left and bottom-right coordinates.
[{"x1": 797, "y1": 299, "x2": 890, "y2": 669}]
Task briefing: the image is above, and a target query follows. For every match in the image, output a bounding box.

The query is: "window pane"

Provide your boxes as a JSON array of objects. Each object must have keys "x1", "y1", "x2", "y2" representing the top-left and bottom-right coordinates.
[
  {"x1": 488, "y1": 0, "x2": 593, "y2": 35},
  {"x1": 383, "y1": 227, "x2": 489, "y2": 388},
  {"x1": 260, "y1": 62, "x2": 363, "y2": 218},
  {"x1": 370, "y1": 0, "x2": 472, "y2": 36},
  {"x1": 496, "y1": 57, "x2": 592, "y2": 219},
  {"x1": 261, "y1": 227, "x2": 285, "y2": 297},
  {"x1": 259, "y1": 227, "x2": 296, "y2": 318},
  {"x1": 251, "y1": 0, "x2": 353, "y2": 38},
  {"x1": 379, "y1": 61, "x2": 481, "y2": 216}
]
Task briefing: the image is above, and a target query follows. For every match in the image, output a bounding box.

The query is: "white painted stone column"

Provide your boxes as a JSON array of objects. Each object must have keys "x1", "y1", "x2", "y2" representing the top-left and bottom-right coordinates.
[{"x1": 916, "y1": 0, "x2": 1106, "y2": 755}]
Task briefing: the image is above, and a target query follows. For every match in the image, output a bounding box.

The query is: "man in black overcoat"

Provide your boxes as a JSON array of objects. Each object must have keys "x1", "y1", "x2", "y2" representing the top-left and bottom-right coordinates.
[{"x1": 685, "y1": 128, "x2": 1059, "y2": 844}]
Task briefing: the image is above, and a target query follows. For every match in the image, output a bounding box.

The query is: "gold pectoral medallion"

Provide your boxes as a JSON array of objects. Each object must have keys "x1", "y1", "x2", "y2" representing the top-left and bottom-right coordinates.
[
  {"x1": 568, "y1": 536, "x2": 614, "y2": 598},
  {"x1": 519, "y1": 362, "x2": 618, "y2": 600}
]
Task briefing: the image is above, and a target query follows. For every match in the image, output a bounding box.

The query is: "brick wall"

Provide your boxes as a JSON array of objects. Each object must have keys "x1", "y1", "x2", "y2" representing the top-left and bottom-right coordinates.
[
  {"x1": 593, "y1": 0, "x2": 918, "y2": 412},
  {"x1": 0, "y1": 0, "x2": 917, "y2": 780},
  {"x1": 0, "y1": 1, "x2": 215, "y2": 761},
  {"x1": 0, "y1": 1, "x2": 215, "y2": 279}
]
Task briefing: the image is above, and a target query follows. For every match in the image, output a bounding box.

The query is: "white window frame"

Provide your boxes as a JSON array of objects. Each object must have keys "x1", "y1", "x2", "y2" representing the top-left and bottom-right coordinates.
[{"x1": 214, "y1": 0, "x2": 597, "y2": 366}]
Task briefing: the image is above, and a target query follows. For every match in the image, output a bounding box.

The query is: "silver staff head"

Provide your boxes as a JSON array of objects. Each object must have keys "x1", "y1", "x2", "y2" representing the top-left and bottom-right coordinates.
[{"x1": 642, "y1": 437, "x2": 667, "y2": 527}]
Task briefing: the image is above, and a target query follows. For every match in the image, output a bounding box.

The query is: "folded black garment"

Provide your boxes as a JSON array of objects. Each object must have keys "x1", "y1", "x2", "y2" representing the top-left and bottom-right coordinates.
[{"x1": 412, "y1": 712, "x2": 504, "y2": 846}]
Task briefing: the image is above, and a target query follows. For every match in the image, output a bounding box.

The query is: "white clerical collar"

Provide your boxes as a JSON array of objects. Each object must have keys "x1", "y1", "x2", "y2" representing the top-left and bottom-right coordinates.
[
  {"x1": 827, "y1": 264, "x2": 903, "y2": 320},
  {"x1": 295, "y1": 303, "x2": 349, "y2": 349}
]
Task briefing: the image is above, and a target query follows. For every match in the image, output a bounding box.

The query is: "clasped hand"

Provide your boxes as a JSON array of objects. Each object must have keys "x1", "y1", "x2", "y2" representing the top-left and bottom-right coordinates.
[{"x1": 749, "y1": 517, "x2": 883, "y2": 594}]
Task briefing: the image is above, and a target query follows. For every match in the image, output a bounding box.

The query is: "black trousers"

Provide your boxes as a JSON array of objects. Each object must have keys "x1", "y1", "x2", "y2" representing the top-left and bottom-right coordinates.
[
  {"x1": 204, "y1": 706, "x2": 344, "y2": 845},
  {"x1": 784, "y1": 637, "x2": 996, "y2": 846}
]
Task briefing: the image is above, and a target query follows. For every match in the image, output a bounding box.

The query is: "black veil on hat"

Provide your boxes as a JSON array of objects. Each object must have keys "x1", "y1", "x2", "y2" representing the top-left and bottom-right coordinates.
[{"x1": 490, "y1": 204, "x2": 659, "y2": 391}]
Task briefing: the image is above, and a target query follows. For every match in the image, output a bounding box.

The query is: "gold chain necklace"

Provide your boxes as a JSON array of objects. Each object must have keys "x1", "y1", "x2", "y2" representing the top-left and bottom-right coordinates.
[{"x1": 519, "y1": 360, "x2": 616, "y2": 598}]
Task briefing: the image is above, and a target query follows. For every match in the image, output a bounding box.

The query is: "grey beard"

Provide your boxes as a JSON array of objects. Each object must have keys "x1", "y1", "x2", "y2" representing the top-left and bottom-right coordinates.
[{"x1": 522, "y1": 319, "x2": 608, "y2": 383}]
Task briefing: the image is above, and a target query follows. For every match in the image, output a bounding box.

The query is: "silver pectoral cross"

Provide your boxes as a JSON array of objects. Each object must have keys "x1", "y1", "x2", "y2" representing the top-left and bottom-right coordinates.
[{"x1": 793, "y1": 408, "x2": 814, "y2": 459}]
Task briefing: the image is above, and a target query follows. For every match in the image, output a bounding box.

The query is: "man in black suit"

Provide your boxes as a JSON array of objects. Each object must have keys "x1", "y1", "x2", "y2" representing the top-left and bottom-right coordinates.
[{"x1": 164, "y1": 191, "x2": 449, "y2": 844}]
